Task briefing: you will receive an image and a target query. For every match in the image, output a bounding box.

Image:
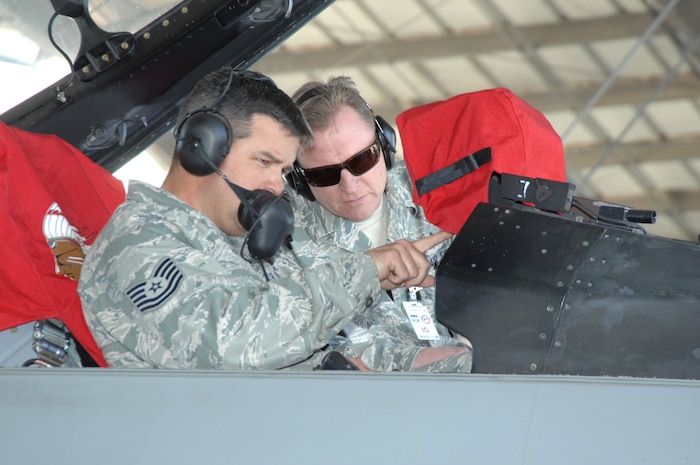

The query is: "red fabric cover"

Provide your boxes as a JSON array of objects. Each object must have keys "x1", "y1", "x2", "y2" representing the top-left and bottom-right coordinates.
[
  {"x1": 397, "y1": 88, "x2": 567, "y2": 234},
  {"x1": 0, "y1": 122, "x2": 125, "y2": 367}
]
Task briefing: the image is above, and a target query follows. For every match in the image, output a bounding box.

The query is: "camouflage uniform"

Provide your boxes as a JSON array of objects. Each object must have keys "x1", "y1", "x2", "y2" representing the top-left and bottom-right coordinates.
[
  {"x1": 78, "y1": 181, "x2": 381, "y2": 370},
  {"x1": 288, "y1": 161, "x2": 472, "y2": 373}
]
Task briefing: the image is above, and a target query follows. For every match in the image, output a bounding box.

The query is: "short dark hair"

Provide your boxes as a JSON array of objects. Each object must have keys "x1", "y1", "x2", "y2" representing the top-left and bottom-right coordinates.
[{"x1": 178, "y1": 67, "x2": 313, "y2": 148}]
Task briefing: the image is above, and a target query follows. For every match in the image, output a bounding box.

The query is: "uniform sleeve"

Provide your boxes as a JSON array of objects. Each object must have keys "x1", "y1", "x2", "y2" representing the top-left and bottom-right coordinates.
[{"x1": 79, "y1": 222, "x2": 382, "y2": 370}]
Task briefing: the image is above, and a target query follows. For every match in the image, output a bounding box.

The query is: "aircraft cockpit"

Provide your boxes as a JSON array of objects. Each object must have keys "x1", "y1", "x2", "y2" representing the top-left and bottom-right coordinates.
[{"x1": 2, "y1": 1, "x2": 700, "y2": 464}]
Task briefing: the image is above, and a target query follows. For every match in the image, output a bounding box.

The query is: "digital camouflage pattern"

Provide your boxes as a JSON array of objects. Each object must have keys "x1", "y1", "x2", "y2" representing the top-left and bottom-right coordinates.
[
  {"x1": 78, "y1": 181, "x2": 382, "y2": 370},
  {"x1": 288, "y1": 161, "x2": 472, "y2": 373}
]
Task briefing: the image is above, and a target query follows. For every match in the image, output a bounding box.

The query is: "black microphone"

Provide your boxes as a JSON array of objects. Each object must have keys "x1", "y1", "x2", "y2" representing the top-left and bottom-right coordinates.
[{"x1": 219, "y1": 174, "x2": 294, "y2": 260}]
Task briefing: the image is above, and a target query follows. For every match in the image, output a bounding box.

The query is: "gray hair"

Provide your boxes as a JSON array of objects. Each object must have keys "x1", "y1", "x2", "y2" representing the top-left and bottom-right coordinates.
[{"x1": 291, "y1": 76, "x2": 375, "y2": 132}]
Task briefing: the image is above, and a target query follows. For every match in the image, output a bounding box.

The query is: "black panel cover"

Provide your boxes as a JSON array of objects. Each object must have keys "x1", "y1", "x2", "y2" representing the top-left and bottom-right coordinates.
[{"x1": 436, "y1": 202, "x2": 700, "y2": 380}]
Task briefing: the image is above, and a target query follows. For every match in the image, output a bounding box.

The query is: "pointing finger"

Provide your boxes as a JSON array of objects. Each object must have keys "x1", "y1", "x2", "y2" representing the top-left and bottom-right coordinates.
[{"x1": 410, "y1": 231, "x2": 453, "y2": 254}]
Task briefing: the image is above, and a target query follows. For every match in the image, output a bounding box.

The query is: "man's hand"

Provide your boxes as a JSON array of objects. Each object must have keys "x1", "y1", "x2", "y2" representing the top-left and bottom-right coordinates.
[
  {"x1": 368, "y1": 231, "x2": 452, "y2": 290},
  {"x1": 412, "y1": 346, "x2": 470, "y2": 369},
  {"x1": 347, "y1": 357, "x2": 371, "y2": 371}
]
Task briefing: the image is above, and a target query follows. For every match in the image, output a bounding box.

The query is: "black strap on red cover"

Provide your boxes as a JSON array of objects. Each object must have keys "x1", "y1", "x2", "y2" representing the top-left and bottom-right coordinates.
[{"x1": 415, "y1": 147, "x2": 492, "y2": 196}]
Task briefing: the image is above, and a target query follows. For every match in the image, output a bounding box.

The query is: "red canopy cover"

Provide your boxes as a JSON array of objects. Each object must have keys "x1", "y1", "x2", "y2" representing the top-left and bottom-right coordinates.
[
  {"x1": 0, "y1": 122, "x2": 125, "y2": 366},
  {"x1": 397, "y1": 88, "x2": 567, "y2": 234}
]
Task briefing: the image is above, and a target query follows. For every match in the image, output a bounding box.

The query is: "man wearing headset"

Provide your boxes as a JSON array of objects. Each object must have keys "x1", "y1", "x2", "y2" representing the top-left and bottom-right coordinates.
[
  {"x1": 78, "y1": 68, "x2": 448, "y2": 370},
  {"x1": 286, "y1": 76, "x2": 472, "y2": 372}
]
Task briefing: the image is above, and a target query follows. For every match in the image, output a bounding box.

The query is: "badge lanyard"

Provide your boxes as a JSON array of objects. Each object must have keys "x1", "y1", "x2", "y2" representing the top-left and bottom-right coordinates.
[{"x1": 402, "y1": 286, "x2": 440, "y2": 341}]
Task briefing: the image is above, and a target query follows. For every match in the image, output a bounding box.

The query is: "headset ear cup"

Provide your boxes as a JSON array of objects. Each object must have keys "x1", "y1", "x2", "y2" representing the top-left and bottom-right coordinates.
[
  {"x1": 175, "y1": 111, "x2": 232, "y2": 176},
  {"x1": 285, "y1": 164, "x2": 316, "y2": 201},
  {"x1": 375, "y1": 115, "x2": 396, "y2": 170}
]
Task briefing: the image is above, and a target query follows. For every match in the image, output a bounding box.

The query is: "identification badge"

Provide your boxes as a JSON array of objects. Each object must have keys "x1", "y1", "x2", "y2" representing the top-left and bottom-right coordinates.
[{"x1": 402, "y1": 301, "x2": 440, "y2": 341}]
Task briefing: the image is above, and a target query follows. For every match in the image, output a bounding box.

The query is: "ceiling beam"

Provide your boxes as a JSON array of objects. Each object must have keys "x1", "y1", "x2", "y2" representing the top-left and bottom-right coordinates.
[
  {"x1": 371, "y1": 73, "x2": 700, "y2": 119},
  {"x1": 255, "y1": 12, "x2": 655, "y2": 74},
  {"x1": 518, "y1": 74, "x2": 700, "y2": 112},
  {"x1": 564, "y1": 135, "x2": 700, "y2": 168}
]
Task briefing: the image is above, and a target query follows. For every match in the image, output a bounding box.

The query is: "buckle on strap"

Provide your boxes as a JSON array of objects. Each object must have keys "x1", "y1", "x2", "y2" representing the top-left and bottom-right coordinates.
[{"x1": 32, "y1": 319, "x2": 71, "y2": 367}]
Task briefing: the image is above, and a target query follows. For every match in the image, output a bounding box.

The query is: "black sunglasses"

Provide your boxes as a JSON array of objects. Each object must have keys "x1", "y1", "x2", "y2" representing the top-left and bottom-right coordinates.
[{"x1": 300, "y1": 141, "x2": 381, "y2": 187}]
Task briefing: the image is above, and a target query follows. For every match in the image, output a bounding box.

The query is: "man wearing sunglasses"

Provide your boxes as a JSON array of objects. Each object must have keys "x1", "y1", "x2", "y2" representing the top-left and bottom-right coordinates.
[
  {"x1": 286, "y1": 76, "x2": 472, "y2": 373},
  {"x1": 78, "y1": 68, "x2": 449, "y2": 370}
]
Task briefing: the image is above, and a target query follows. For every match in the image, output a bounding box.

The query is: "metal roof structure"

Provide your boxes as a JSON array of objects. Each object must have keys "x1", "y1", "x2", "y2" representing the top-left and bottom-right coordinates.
[
  {"x1": 252, "y1": 0, "x2": 700, "y2": 241},
  {"x1": 2, "y1": 0, "x2": 700, "y2": 241}
]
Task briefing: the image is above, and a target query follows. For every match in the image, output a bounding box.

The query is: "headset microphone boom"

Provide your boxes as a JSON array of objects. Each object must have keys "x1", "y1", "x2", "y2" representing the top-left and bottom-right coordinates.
[{"x1": 177, "y1": 129, "x2": 294, "y2": 260}]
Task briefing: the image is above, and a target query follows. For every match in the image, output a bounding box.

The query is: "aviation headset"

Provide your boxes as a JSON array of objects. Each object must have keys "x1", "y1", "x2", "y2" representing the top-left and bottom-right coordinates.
[
  {"x1": 173, "y1": 68, "x2": 294, "y2": 260},
  {"x1": 285, "y1": 87, "x2": 397, "y2": 201}
]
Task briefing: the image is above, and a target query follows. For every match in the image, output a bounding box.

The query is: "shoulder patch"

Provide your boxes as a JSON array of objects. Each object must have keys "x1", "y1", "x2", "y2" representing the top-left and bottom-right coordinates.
[{"x1": 126, "y1": 258, "x2": 183, "y2": 312}]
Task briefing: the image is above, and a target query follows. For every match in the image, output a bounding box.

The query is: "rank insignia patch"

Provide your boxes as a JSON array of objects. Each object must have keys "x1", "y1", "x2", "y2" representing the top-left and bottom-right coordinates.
[{"x1": 126, "y1": 258, "x2": 183, "y2": 312}]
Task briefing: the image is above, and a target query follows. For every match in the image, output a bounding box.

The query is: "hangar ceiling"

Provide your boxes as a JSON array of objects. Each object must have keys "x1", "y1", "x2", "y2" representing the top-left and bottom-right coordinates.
[
  {"x1": 2, "y1": 0, "x2": 700, "y2": 242},
  {"x1": 251, "y1": 0, "x2": 700, "y2": 242}
]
